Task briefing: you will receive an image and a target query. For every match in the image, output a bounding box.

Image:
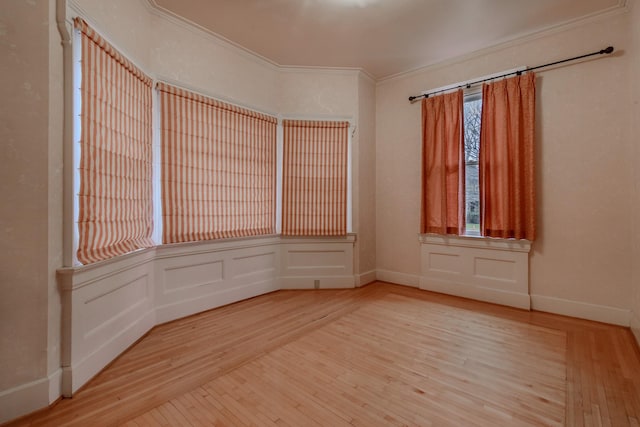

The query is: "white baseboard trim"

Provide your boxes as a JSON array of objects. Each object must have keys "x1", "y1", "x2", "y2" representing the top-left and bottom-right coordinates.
[
  {"x1": 531, "y1": 294, "x2": 631, "y2": 326},
  {"x1": 279, "y1": 276, "x2": 356, "y2": 290},
  {"x1": 63, "y1": 309, "x2": 156, "y2": 396},
  {"x1": 48, "y1": 369, "x2": 62, "y2": 404},
  {"x1": 631, "y1": 311, "x2": 640, "y2": 349},
  {"x1": 420, "y1": 277, "x2": 531, "y2": 310},
  {"x1": 0, "y1": 369, "x2": 61, "y2": 424},
  {"x1": 376, "y1": 270, "x2": 420, "y2": 288},
  {"x1": 355, "y1": 270, "x2": 376, "y2": 287},
  {"x1": 155, "y1": 279, "x2": 279, "y2": 324}
]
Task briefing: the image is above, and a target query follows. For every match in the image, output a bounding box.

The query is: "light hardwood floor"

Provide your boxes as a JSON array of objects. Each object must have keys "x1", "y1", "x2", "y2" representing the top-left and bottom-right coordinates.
[{"x1": 6, "y1": 282, "x2": 640, "y2": 426}]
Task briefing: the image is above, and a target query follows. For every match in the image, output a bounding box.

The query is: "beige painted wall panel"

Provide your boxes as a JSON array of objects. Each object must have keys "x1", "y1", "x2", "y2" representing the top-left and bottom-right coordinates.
[
  {"x1": 69, "y1": 0, "x2": 152, "y2": 69},
  {"x1": 630, "y1": 0, "x2": 640, "y2": 340},
  {"x1": 376, "y1": 12, "x2": 633, "y2": 310},
  {"x1": 277, "y1": 69, "x2": 358, "y2": 117},
  {"x1": 150, "y1": 14, "x2": 280, "y2": 114},
  {"x1": 0, "y1": 0, "x2": 52, "y2": 392},
  {"x1": 357, "y1": 74, "x2": 377, "y2": 277}
]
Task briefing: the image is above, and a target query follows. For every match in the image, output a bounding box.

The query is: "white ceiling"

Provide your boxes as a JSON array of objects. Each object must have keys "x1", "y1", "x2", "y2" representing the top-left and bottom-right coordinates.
[{"x1": 150, "y1": 0, "x2": 623, "y2": 80}]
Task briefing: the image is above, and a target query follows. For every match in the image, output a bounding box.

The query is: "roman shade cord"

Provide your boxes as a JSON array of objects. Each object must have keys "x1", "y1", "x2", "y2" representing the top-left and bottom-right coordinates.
[{"x1": 408, "y1": 46, "x2": 614, "y2": 103}]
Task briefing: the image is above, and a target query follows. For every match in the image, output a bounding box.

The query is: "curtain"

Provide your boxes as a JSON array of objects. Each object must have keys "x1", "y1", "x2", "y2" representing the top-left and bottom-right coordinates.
[
  {"x1": 75, "y1": 18, "x2": 154, "y2": 264},
  {"x1": 479, "y1": 73, "x2": 536, "y2": 240},
  {"x1": 420, "y1": 90, "x2": 465, "y2": 235},
  {"x1": 282, "y1": 120, "x2": 349, "y2": 236},
  {"x1": 158, "y1": 83, "x2": 277, "y2": 244}
]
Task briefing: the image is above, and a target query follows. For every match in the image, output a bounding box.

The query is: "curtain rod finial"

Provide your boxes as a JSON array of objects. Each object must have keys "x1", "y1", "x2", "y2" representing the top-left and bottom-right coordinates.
[{"x1": 602, "y1": 46, "x2": 614, "y2": 54}]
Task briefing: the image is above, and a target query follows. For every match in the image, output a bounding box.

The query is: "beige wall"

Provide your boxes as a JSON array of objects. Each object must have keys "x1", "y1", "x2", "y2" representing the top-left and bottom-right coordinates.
[
  {"x1": 630, "y1": 0, "x2": 640, "y2": 343},
  {"x1": 2, "y1": 0, "x2": 636, "y2": 422},
  {"x1": 376, "y1": 11, "x2": 634, "y2": 310},
  {"x1": 0, "y1": 0, "x2": 61, "y2": 394},
  {"x1": 357, "y1": 74, "x2": 377, "y2": 278}
]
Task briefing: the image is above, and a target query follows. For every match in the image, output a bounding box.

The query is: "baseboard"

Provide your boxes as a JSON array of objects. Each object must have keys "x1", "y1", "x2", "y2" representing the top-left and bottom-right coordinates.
[
  {"x1": 0, "y1": 369, "x2": 61, "y2": 424},
  {"x1": 375, "y1": 269, "x2": 420, "y2": 288},
  {"x1": 420, "y1": 277, "x2": 531, "y2": 310},
  {"x1": 355, "y1": 270, "x2": 376, "y2": 287},
  {"x1": 48, "y1": 369, "x2": 62, "y2": 404},
  {"x1": 63, "y1": 309, "x2": 156, "y2": 396},
  {"x1": 631, "y1": 311, "x2": 640, "y2": 349},
  {"x1": 155, "y1": 279, "x2": 279, "y2": 324},
  {"x1": 279, "y1": 276, "x2": 356, "y2": 290},
  {"x1": 531, "y1": 294, "x2": 631, "y2": 326}
]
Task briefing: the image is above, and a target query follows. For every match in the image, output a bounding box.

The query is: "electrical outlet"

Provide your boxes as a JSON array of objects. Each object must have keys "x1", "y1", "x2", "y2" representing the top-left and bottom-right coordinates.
[{"x1": 314, "y1": 279, "x2": 320, "y2": 289}]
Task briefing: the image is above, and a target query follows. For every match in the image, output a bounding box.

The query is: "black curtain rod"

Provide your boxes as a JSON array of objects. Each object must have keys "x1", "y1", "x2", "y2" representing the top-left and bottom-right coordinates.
[{"x1": 408, "y1": 46, "x2": 614, "y2": 102}]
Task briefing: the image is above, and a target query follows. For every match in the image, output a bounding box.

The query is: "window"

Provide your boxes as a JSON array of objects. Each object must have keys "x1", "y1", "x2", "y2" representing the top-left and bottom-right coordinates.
[
  {"x1": 421, "y1": 73, "x2": 536, "y2": 240},
  {"x1": 463, "y1": 92, "x2": 481, "y2": 235},
  {"x1": 281, "y1": 120, "x2": 350, "y2": 236},
  {"x1": 158, "y1": 83, "x2": 278, "y2": 244},
  {"x1": 73, "y1": 18, "x2": 154, "y2": 265},
  {"x1": 71, "y1": 20, "x2": 354, "y2": 265}
]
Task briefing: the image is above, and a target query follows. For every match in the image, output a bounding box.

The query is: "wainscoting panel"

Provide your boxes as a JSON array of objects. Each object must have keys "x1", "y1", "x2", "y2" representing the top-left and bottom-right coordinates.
[
  {"x1": 419, "y1": 235, "x2": 531, "y2": 309},
  {"x1": 57, "y1": 249, "x2": 156, "y2": 396},
  {"x1": 58, "y1": 235, "x2": 356, "y2": 402},
  {"x1": 57, "y1": 235, "x2": 357, "y2": 400},
  {"x1": 154, "y1": 238, "x2": 281, "y2": 324},
  {"x1": 280, "y1": 235, "x2": 356, "y2": 289}
]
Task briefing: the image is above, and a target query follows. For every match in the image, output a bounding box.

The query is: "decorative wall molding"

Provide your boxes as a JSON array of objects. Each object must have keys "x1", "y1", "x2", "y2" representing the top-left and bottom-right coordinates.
[
  {"x1": 378, "y1": 0, "x2": 630, "y2": 84},
  {"x1": 632, "y1": 311, "x2": 640, "y2": 349},
  {"x1": 531, "y1": 294, "x2": 631, "y2": 327},
  {"x1": 376, "y1": 269, "x2": 420, "y2": 288},
  {"x1": 0, "y1": 369, "x2": 60, "y2": 424},
  {"x1": 56, "y1": 235, "x2": 356, "y2": 398},
  {"x1": 419, "y1": 235, "x2": 532, "y2": 310},
  {"x1": 356, "y1": 270, "x2": 377, "y2": 287},
  {"x1": 280, "y1": 236, "x2": 356, "y2": 290}
]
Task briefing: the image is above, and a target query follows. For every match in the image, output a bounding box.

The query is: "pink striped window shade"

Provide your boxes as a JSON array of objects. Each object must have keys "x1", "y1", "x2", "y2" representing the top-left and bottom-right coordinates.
[
  {"x1": 282, "y1": 120, "x2": 349, "y2": 236},
  {"x1": 157, "y1": 83, "x2": 278, "y2": 244},
  {"x1": 75, "y1": 18, "x2": 154, "y2": 265}
]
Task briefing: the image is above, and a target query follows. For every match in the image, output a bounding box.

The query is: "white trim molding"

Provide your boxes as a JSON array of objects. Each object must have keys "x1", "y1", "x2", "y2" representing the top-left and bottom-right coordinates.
[
  {"x1": 376, "y1": 269, "x2": 420, "y2": 288},
  {"x1": 631, "y1": 311, "x2": 640, "y2": 349},
  {"x1": 356, "y1": 270, "x2": 377, "y2": 287},
  {"x1": 419, "y1": 234, "x2": 532, "y2": 310},
  {"x1": 531, "y1": 294, "x2": 631, "y2": 327},
  {"x1": 56, "y1": 235, "x2": 357, "y2": 399},
  {"x1": 0, "y1": 369, "x2": 61, "y2": 424}
]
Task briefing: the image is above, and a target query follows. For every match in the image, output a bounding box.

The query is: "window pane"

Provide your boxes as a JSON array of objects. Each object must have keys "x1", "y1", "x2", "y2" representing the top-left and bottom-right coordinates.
[{"x1": 464, "y1": 97, "x2": 482, "y2": 233}]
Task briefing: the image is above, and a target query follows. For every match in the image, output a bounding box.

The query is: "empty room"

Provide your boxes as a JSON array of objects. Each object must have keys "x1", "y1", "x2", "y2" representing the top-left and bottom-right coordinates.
[{"x1": 1, "y1": 0, "x2": 640, "y2": 425}]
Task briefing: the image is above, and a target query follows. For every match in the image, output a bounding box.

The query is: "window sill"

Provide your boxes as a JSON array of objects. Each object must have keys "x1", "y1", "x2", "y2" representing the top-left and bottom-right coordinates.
[{"x1": 418, "y1": 233, "x2": 531, "y2": 253}]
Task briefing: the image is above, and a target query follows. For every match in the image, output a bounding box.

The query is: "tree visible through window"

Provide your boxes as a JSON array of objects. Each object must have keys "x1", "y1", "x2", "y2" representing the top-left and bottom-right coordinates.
[{"x1": 464, "y1": 95, "x2": 481, "y2": 234}]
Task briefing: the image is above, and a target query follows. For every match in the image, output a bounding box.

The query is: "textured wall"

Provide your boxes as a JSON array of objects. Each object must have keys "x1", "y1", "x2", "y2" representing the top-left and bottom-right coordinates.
[
  {"x1": 0, "y1": 0, "x2": 52, "y2": 392},
  {"x1": 356, "y1": 74, "x2": 377, "y2": 277},
  {"x1": 630, "y1": 0, "x2": 640, "y2": 342},
  {"x1": 376, "y1": 11, "x2": 634, "y2": 311}
]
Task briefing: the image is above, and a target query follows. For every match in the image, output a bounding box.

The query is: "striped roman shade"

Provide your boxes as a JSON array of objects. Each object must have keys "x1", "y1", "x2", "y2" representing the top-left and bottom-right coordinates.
[
  {"x1": 75, "y1": 18, "x2": 154, "y2": 264},
  {"x1": 158, "y1": 83, "x2": 277, "y2": 243},
  {"x1": 282, "y1": 120, "x2": 349, "y2": 236}
]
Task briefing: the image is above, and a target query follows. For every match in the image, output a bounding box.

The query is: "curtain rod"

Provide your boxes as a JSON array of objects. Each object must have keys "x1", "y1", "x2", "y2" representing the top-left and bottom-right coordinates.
[{"x1": 408, "y1": 46, "x2": 614, "y2": 103}]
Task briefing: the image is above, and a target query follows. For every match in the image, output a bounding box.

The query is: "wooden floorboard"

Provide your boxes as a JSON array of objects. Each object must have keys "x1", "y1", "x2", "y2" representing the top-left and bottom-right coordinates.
[{"x1": 5, "y1": 282, "x2": 640, "y2": 426}]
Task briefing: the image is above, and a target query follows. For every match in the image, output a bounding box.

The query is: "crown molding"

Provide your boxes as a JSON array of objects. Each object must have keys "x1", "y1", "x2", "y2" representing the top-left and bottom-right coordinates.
[{"x1": 377, "y1": 0, "x2": 630, "y2": 84}]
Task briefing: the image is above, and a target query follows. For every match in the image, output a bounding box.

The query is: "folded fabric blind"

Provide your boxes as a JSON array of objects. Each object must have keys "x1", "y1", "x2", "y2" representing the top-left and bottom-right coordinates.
[
  {"x1": 75, "y1": 18, "x2": 154, "y2": 264},
  {"x1": 282, "y1": 120, "x2": 349, "y2": 236},
  {"x1": 157, "y1": 83, "x2": 277, "y2": 243}
]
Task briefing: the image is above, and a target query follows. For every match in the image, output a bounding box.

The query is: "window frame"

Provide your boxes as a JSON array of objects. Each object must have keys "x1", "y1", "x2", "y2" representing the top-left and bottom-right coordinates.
[
  {"x1": 462, "y1": 88, "x2": 482, "y2": 237},
  {"x1": 70, "y1": 22, "x2": 355, "y2": 265}
]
